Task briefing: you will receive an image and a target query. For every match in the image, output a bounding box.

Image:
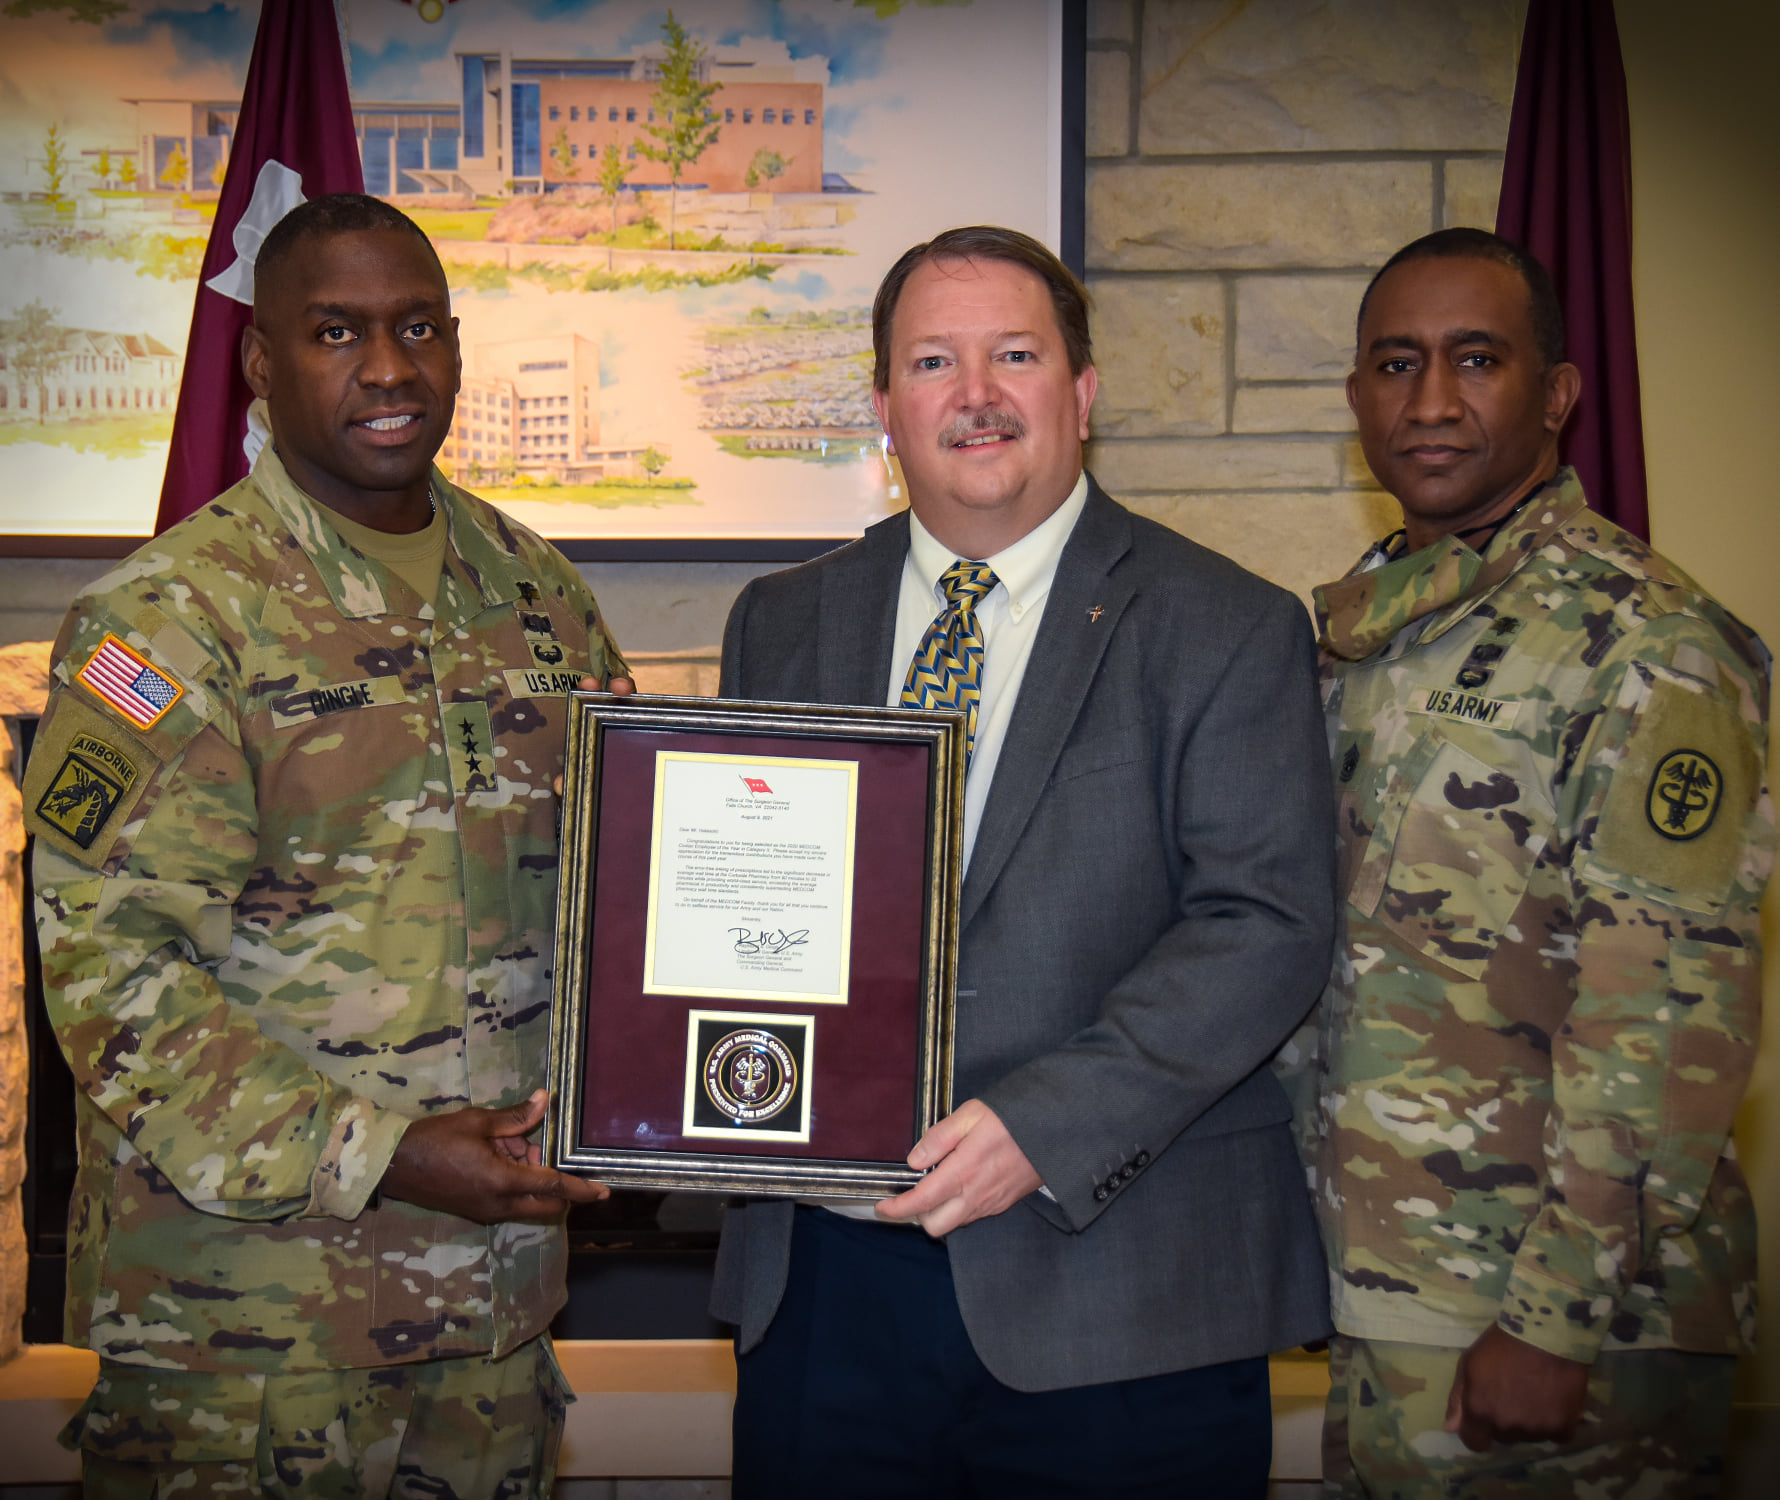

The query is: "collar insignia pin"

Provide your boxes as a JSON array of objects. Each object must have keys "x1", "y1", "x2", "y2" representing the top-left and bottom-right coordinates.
[{"x1": 1088, "y1": 605, "x2": 1104, "y2": 623}]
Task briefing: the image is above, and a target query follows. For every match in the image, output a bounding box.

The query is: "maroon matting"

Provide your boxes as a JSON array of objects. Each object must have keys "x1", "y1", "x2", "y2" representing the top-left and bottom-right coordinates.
[{"x1": 579, "y1": 726, "x2": 931, "y2": 1163}]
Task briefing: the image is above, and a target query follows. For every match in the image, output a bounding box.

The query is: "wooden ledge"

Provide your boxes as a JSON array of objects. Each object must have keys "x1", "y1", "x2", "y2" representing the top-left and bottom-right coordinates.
[
  {"x1": 0, "y1": 1344, "x2": 97, "y2": 1400},
  {"x1": 0, "y1": 1341, "x2": 1327, "y2": 1399}
]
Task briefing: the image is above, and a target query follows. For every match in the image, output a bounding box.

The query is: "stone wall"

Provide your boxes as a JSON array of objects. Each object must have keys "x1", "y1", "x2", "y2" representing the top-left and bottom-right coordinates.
[{"x1": 1082, "y1": 0, "x2": 1525, "y2": 601}]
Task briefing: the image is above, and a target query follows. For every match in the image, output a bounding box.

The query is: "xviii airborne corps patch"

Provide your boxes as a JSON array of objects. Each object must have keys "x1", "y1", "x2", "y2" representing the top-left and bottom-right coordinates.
[{"x1": 36, "y1": 733, "x2": 140, "y2": 850}]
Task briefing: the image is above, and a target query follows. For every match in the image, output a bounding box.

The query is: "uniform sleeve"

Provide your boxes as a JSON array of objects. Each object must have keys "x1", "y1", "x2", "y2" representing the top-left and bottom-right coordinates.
[
  {"x1": 27, "y1": 603, "x2": 411, "y2": 1224},
  {"x1": 1497, "y1": 615, "x2": 1773, "y2": 1360}
]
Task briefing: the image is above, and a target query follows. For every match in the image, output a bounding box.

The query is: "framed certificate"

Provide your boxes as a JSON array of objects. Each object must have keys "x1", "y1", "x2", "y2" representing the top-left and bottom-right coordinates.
[{"x1": 548, "y1": 694, "x2": 966, "y2": 1198}]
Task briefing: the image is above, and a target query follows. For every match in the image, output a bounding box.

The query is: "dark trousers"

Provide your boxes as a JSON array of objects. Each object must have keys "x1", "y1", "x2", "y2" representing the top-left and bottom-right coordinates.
[{"x1": 732, "y1": 1206, "x2": 1272, "y2": 1499}]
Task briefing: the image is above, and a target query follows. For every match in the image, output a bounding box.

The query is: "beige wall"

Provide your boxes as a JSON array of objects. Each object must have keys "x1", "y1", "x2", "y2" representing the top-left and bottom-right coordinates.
[{"x1": 1618, "y1": 0, "x2": 1780, "y2": 1410}]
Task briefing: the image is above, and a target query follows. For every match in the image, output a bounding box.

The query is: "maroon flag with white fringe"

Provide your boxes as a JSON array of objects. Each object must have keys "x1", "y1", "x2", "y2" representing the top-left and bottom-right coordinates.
[{"x1": 155, "y1": 0, "x2": 364, "y2": 533}]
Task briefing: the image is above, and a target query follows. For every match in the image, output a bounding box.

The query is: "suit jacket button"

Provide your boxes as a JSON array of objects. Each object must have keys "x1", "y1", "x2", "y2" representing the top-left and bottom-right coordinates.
[
  {"x1": 1093, "y1": 1185, "x2": 1110, "y2": 1202},
  {"x1": 1119, "y1": 1164, "x2": 1136, "y2": 1180},
  {"x1": 1134, "y1": 1151, "x2": 1151, "y2": 1168}
]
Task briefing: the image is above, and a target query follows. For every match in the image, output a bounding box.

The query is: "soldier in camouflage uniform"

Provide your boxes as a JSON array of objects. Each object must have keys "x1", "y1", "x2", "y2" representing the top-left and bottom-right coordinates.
[
  {"x1": 1290, "y1": 229, "x2": 1772, "y2": 1497},
  {"x1": 23, "y1": 196, "x2": 629, "y2": 1497}
]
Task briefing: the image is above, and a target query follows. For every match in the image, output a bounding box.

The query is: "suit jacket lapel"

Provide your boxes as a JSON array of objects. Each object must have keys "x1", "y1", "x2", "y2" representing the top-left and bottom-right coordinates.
[
  {"x1": 961, "y1": 481, "x2": 1136, "y2": 930},
  {"x1": 818, "y1": 510, "x2": 908, "y2": 707}
]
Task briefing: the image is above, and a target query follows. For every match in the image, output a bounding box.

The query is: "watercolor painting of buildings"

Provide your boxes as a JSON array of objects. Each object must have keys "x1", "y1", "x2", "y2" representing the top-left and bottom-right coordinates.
[{"x1": 0, "y1": 0, "x2": 1069, "y2": 545}]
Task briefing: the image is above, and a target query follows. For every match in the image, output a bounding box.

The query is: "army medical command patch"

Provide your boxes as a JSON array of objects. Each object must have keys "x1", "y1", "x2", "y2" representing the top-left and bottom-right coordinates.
[
  {"x1": 76, "y1": 634, "x2": 184, "y2": 730},
  {"x1": 1585, "y1": 675, "x2": 1758, "y2": 914},
  {"x1": 1647, "y1": 749, "x2": 1721, "y2": 840},
  {"x1": 35, "y1": 732, "x2": 141, "y2": 850}
]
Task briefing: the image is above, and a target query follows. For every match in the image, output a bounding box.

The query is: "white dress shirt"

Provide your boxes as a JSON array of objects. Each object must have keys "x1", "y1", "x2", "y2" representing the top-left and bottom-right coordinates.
[{"x1": 887, "y1": 471, "x2": 1090, "y2": 870}]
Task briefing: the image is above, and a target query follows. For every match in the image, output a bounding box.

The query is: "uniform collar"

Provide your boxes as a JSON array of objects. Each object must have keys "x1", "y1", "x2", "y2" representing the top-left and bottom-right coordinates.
[
  {"x1": 249, "y1": 446, "x2": 533, "y2": 629},
  {"x1": 906, "y1": 470, "x2": 1089, "y2": 623},
  {"x1": 1315, "y1": 467, "x2": 1588, "y2": 662}
]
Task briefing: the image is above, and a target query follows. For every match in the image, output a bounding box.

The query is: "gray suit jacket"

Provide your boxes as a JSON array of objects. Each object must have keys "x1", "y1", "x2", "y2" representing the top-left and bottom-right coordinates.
[{"x1": 710, "y1": 479, "x2": 1334, "y2": 1391}]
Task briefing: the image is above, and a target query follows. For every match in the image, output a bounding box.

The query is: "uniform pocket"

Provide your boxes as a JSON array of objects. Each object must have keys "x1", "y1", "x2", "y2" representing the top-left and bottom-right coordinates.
[{"x1": 1356, "y1": 731, "x2": 1549, "y2": 979}]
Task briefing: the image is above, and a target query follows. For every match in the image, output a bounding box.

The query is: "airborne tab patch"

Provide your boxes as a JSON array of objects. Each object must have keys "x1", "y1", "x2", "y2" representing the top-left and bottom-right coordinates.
[{"x1": 36, "y1": 733, "x2": 141, "y2": 849}]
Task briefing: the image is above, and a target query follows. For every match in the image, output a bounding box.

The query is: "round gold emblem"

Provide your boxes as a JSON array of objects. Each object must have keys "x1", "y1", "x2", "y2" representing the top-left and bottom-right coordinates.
[
  {"x1": 703, "y1": 1029, "x2": 798, "y2": 1124},
  {"x1": 1645, "y1": 749, "x2": 1722, "y2": 841}
]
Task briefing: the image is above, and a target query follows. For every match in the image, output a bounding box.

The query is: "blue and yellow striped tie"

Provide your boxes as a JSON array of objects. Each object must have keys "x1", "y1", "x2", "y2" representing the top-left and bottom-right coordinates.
[{"x1": 901, "y1": 559, "x2": 999, "y2": 764}]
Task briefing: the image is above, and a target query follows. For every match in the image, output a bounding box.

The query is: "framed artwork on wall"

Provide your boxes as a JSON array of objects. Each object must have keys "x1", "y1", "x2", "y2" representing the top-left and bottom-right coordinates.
[{"x1": 0, "y1": 0, "x2": 1086, "y2": 559}]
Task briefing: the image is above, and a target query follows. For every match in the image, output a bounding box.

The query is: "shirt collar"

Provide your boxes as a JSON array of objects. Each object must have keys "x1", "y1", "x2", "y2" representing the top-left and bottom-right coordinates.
[
  {"x1": 906, "y1": 471, "x2": 1089, "y2": 622},
  {"x1": 1315, "y1": 467, "x2": 1588, "y2": 662},
  {"x1": 248, "y1": 444, "x2": 530, "y2": 628}
]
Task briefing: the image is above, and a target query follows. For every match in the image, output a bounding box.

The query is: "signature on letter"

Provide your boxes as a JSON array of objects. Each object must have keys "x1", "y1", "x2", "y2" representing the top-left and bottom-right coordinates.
[{"x1": 729, "y1": 927, "x2": 811, "y2": 956}]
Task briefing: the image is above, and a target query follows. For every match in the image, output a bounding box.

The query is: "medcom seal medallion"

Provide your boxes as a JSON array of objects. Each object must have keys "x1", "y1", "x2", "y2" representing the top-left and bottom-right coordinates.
[{"x1": 703, "y1": 1028, "x2": 799, "y2": 1124}]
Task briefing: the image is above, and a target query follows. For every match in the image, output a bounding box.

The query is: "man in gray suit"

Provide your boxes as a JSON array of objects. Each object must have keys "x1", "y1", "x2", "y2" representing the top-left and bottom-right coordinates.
[{"x1": 714, "y1": 226, "x2": 1333, "y2": 1498}]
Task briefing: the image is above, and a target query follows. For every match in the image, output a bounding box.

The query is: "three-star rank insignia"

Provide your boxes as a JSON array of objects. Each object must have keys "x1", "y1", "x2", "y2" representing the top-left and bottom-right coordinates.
[
  {"x1": 441, "y1": 702, "x2": 498, "y2": 797},
  {"x1": 1646, "y1": 748, "x2": 1722, "y2": 841},
  {"x1": 35, "y1": 732, "x2": 141, "y2": 850}
]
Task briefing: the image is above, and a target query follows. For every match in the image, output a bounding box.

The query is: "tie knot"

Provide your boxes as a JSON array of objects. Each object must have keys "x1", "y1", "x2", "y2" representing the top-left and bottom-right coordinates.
[{"x1": 940, "y1": 560, "x2": 998, "y2": 614}]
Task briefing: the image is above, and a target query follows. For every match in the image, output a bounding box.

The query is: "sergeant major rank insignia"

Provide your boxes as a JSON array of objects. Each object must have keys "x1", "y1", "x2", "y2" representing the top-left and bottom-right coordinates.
[
  {"x1": 1647, "y1": 748, "x2": 1721, "y2": 841},
  {"x1": 37, "y1": 733, "x2": 140, "y2": 850}
]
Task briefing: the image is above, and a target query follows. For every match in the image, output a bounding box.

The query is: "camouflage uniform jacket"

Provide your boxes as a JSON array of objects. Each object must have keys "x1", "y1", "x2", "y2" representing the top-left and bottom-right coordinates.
[
  {"x1": 25, "y1": 448, "x2": 625, "y2": 1374},
  {"x1": 1298, "y1": 468, "x2": 1771, "y2": 1364}
]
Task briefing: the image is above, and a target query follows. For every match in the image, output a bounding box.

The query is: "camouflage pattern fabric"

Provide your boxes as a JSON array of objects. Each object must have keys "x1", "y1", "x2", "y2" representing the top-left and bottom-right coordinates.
[
  {"x1": 1322, "y1": 1334, "x2": 1735, "y2": 1498},
  {"x1": 67, "y1": 1332, "x2": 572, "y2": 1498},
  {"x1": 1286, "y1": 469, "x2": 1772, "y2": 1364},
  {"x1": 24, "y1": 446, "x2": 626, "y2": 1374}
]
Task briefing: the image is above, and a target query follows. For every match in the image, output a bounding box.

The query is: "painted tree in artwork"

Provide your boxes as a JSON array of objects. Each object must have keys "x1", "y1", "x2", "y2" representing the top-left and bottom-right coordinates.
[
  {"x1": 744, "y1": 148, "x2": 790, "y2": 190},
  {"x1": 159, "y1": 142, "x2": 189, "y2": 191},
  {"x1": 550, "y1": 125, "x2": 578, "y2": 180},
  {"x1": 639, "y1": 445, "x2": 667, "y2": 477},
  {"x1": 11, "y1": 300, "x2": 63, "y2": 425},
  {"x1": 96, "y1": 148, "x2": 111, "y2": 188},
  {"x1": 41, "y1": 123, "x2": 69, "y2": 204},
  {"x1": 119, "y1": 155, "x2": 137, "y2": 189},
  {"x1": 637, "y1": 9, "x2": 721, "y2": 250},
  {"x1": 594, "y1": 142, "x2": 630, "y2": 269}
]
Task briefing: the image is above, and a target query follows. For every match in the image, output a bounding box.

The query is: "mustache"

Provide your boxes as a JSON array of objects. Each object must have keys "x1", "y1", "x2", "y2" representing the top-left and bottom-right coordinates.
[{"x1": 937, "y1": 411, "x2": 1025, "y2": 448}]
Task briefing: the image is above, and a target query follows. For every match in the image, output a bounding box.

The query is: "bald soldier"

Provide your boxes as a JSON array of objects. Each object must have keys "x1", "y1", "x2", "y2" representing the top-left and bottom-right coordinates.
[
  {"x1": 1292, "y1": 228, "x2": 1773, "y2": 1497},
  {"x1": 26, "y1": 195, "x2": 628, "y2": 1498}
]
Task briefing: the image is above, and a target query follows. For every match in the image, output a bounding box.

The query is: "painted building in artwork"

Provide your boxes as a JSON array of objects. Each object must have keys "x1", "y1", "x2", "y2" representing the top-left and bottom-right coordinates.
[
  {"x1": 441, "y1": 333, "x2": 666, "y2": 484},
  {"x1": 0, "y1": 324, "x2": 181, "y2": 422},
  {"x1": 117, "y1": 43, "x2": 830, "y2": 201},
  {"x1": 438, "y1": 372, "x2": 519, "y2": 476},
  {"x1": 456, "y1": 50, "x2": 826, "y2": 196},
  {"x1": 122, "y1": 97, "x2": 466, "y2": 197}
]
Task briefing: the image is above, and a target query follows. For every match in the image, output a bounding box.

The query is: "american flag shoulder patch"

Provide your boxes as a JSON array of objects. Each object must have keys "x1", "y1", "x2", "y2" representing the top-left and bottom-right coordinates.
[{"x1": 75, "y1": 634, "x2": 186, "y2": 731}]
